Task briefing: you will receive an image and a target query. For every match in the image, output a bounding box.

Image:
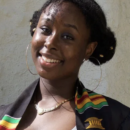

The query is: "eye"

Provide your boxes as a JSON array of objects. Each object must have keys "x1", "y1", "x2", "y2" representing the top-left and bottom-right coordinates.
[
  {"x1": 41, "y1": 26, "x2": 51, "y2": 35},
  {"x1": 62, "y1": 33, "x2": 74, "y2": 40}
]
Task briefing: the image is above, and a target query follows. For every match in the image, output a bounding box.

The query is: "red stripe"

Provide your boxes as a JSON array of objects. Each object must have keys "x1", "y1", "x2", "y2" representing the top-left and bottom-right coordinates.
[
  {"x1": 76, "y1": 94, "x2": 89, "y2": 104},
  {"x1": 75, "y1": 94, "x2": 104, "y2": 104},
  {"x1": 90, "y1": 95, "x2": 104, "y2": 101},
  {"x1": 91, "y1": 96, "x2": 104, "y2": 102},
  {"x1": 0, "y1": 126, "x2": 15, "y2": 130}
]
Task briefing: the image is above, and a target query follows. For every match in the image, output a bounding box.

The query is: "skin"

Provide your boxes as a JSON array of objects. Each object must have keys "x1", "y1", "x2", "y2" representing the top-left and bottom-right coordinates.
[{"x1": 16, "y1": 2, "x2": 97, "y2": 130}]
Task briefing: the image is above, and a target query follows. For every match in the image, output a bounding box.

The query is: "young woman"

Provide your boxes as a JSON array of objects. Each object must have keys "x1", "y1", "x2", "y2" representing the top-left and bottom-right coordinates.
[{"x1": 0, "y1": 0, "x2": 129, "y2": 130}]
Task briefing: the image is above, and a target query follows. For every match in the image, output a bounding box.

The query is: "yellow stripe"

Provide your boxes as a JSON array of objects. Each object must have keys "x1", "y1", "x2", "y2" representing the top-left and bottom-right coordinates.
[
  {"x1": 76, "y1": 91, "x2": 103, "y2": 102},
  {"x1": 0, "y1": 120, "x2": 18, "y2": 129},
  {"x1": 91, "y1": 98, "x2": 107, "y2": 105},
  {"x1": 89, "y1": 94, "x2": 103, "y2": 99},
  {"x1": 76, "y1": 93, "x2": 104, "y2": 101},
  {"x1": 76, "y1": 91, "x2": 88, "y2": 99},
  {"x1": 77, "y1": 92, "x2": 103, "y2": 100},
  {"x1": 76, "y1": 98, "x2": 106, "y2": 109},
  {"x1": 76, "y1": 98, "x2": 91, "y2": 109},
  {"x1": 75, "y1": 91, "x2": 107, "y2": 109}
]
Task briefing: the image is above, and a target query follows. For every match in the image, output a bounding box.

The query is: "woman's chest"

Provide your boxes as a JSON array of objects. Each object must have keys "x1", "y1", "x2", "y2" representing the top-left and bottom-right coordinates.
[{"x1": 16, "y1": 106, "x2": 76, "y2": 130}]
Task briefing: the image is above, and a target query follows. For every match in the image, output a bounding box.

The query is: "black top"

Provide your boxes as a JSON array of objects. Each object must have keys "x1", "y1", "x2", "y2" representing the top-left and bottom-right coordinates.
[{"x1": 0, "y1": 79, "x2": 130, "y2": 130}]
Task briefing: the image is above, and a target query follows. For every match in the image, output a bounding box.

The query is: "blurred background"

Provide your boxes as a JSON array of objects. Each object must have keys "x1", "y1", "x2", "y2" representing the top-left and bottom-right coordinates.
[{"x1": 0, "y1": 0, "x2": 130, "y2": 107}]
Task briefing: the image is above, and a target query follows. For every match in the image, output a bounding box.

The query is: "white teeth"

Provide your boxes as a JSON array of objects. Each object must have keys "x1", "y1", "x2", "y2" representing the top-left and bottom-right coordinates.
[{"x1": 42, "y1": 56, "x2": 60, "y2": 63}]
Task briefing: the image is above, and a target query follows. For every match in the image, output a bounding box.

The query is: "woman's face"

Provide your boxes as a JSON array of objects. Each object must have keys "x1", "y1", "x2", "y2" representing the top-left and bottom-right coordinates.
[{"x1": 31, "y1": 2, "x2": 96, "y2": 80}]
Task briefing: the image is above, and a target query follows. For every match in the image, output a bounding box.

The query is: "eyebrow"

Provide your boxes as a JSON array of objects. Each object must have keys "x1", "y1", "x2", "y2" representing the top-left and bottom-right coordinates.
[
  {"x1": 64, "y1": 23, "x2": 79, "y2": 33},
  {"x1": 41, "y1": 17, "x2": 79, "y2": 33}
]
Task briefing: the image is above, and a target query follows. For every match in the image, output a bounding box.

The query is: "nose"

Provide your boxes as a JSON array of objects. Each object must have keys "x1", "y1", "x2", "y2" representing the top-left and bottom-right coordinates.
[{"x1": 44, "y1": 33, "x2": 59, "y2": 51}]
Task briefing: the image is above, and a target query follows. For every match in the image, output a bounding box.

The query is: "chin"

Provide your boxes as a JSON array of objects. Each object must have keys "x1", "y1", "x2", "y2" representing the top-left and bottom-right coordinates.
[{"x1": 37, "y1": 69, "x2": 59, "y2": 81}]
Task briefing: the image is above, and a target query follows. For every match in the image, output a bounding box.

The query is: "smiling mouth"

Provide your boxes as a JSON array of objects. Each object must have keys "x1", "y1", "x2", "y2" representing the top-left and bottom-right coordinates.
[{"x1": 42, "y1": 55, "x2": 61, "y2": 63}]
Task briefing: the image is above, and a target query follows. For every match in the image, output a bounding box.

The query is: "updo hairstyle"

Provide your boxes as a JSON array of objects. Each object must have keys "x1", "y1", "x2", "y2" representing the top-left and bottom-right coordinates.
[{"x1": 30, "y1": 0, "x2": 116, "y2": 65}]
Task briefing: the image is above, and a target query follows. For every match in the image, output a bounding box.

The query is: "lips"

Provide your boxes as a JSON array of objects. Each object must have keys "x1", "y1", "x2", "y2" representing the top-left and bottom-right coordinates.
[{"x1": 38, "y1": 52, "x2": 63, "y2": 68}]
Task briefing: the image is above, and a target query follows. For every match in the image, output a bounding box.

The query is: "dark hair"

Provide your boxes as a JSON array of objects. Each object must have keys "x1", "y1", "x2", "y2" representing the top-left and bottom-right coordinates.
[{"x1": 30, "y1": 0, "x2": 116, "y2": 65}]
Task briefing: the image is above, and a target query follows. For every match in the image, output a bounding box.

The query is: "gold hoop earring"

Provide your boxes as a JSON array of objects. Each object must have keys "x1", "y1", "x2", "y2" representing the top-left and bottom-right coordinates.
[
  {"x1": 25, "y1": 44, "x2": 38, "y2": 75},
  {"x1": 82, "y1": 57, "x2": 102, "y2": 92}
]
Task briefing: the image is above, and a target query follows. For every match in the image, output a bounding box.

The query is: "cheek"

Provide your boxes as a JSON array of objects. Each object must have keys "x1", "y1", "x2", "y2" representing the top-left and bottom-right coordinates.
[
  {"x1": 65, "y1": 44, "x2": 86, "y2": 60},
  {"x1": 63, "y1": 46, "x2": 85, "y2": 68},
  {"x1": 31, "y1": 33, "x2": 43, "y2": 61},
  {"x1": 31, "y1": 30, "x2": 45, "y2": 49}
]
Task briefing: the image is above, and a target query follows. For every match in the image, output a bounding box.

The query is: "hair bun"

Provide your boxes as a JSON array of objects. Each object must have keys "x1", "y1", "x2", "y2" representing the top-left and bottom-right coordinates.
[
  {"x1": 30, "y1": 11, "x2": 41, "y2": 36},
  {"x1": 90, "y1": 27, "x2": 117, "y2": 65}
]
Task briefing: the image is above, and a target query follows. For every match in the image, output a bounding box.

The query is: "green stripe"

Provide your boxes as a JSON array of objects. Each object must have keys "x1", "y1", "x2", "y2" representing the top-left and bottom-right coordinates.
[
  {"x1": 2, "y1": 115, "x2": 20, "y2": 124},
  {"x1": 76, "y1": 101, "x2": 108, "y2": 113},
  {"x1": 88, "y1": 92, "x2": 99, "y2": 97}
]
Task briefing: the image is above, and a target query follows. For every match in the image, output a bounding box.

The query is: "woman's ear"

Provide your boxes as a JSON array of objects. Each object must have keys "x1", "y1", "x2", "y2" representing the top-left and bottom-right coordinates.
[{"x1": 84, "y1": 42, "x2": 98, "y2": 60}]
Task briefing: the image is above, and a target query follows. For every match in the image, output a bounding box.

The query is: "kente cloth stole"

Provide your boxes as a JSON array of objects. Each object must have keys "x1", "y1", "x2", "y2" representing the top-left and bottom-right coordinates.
[
  {"x1": 75, "y1": 86, "x2": 109, "y2": 130},
  {"x1": 75, "y1": 88, "x2": 108, "y2": 114},
  {"x1": 0, "y1": 115, "x2": 21, "y2": 130}
]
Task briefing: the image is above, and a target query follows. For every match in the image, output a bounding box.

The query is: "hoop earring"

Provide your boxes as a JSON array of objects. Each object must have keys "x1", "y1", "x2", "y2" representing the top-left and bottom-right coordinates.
[
  {"x1": 25, "y1": 44, "x2": 38, "y2": 75},
  {"x1": 82, "y1": 57, "x2": 102, "y2": 92}
]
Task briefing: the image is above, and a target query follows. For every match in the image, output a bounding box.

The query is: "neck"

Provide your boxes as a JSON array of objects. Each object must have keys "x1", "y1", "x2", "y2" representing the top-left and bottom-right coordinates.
[{"x1": 37, "y1": 76, "x2": 78, "y2": 102}]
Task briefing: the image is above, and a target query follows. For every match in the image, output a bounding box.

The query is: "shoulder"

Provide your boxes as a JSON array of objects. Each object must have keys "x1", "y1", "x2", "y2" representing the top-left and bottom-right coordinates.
[
  {"x1": 0, "y1": 78, "x2": 39, "y2": 120},
  {"x1": 0, "y1": 104, "x2": 12, "y2": 119},
  {"x1": 105, "y1": 96, "x2": 130, "y2": 115},
  {"x1": 78, "y1": 81, "x2": 130, "y2": 129},
  {"x1": 104, "y1": 96, "x2": 130, "y2": 130},
  {"x1": 0, "y1": 105, "x2": 7, "y2": 115}
]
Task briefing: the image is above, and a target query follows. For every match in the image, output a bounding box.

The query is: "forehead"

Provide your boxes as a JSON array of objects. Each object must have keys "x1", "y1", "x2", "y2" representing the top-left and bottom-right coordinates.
[
  {"x1": 38, "y1": 2, "x2": 90, "y2": 41},
  {"x1": 41, "y1": 2, "x2": 86, "y2": 26}
]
